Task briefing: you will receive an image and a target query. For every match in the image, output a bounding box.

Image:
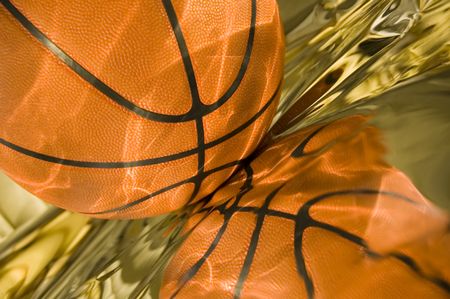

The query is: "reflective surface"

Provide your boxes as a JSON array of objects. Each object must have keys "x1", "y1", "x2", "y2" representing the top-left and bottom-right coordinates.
[
  {"x1": 278, "y1": 0, "x2": 449, "y2": 131},
  {"x1": 0, "y1": 0, "x2": 449, "y2": 298},
  {"x1": 161, "y1": 115, "x2": 449, "y2": 298}
]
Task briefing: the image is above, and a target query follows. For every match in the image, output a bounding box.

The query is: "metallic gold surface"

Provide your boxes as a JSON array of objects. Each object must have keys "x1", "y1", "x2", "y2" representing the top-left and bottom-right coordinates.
[
  {"x1": 277, "y1": 0, "x2": 449, "y2": 130},
  {"x1": 0, "y1": 0, "x2": 448, "y2": 298}
]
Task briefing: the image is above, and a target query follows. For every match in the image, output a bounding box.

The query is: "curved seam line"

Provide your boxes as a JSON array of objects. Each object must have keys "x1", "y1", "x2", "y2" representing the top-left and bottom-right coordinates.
[
  {"x1": 0, "y1": 81, "x2": 280, "y2": 169},
  {"x1": 0, "y1": 0, "x2": 256, "y2": 123}
]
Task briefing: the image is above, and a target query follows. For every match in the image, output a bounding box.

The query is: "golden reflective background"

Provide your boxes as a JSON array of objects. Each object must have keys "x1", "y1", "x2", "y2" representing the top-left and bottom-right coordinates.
[{"x1": 0, "y1": 0, "x2": 449, "y2": 298}]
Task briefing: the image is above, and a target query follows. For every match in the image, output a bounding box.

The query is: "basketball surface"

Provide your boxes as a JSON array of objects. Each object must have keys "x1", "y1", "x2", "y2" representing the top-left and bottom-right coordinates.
[
  {"x1": 161, "y1": 116, "x2": 450, "y2": 298},
  {"x1": 0, "y1": 0, "x2": 284, "y2": 218}
]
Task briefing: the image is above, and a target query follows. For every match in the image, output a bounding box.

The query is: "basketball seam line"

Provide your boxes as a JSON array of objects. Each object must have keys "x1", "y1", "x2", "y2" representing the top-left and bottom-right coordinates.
[
  {"x1": 0, "y1": 81, "x2": 280, "y2": 169},
  {"x1": 176, "y1": 187, "x2": 446, "y2": 298},
  {"x1": 170, "y1": 165, "x2": 254, "y2": 299},
  {"x1": 161, "y1": 0, "x2": 206, "y2": 205},
  {"x1": 294, "y1": 189, "x2": 434, "y2": 299},
  {"x1": 170, "y1": 126, "x2": 440, "y2": 298},
  {"x1": 0, "y1": 0, "x2": 257, "y2": 123},
  {"x1": 233, "y1": 185, "x2": 284, "y2": 299},
  {"x1": 86, "y1": 159, "x2": 242, "y2": 215}
]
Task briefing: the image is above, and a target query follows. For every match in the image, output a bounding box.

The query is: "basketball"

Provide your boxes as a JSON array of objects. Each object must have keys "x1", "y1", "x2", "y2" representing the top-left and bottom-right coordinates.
[
  {"x1": 0, "y1": 0, "x2": 284, "y2": 218},
  {"x1": 161, "y1": 116, "x2": 449, "y2": 298}
]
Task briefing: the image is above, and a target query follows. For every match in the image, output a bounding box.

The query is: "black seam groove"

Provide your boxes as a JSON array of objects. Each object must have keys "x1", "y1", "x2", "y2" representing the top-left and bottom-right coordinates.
[
  {"x1": 291, "y1": 126, "x2": 326, "y2": 158},
  {"x1": 233, "y1": 185, "x2": 284, "y2": 299},
  {"x1": 294, "y1": 189, "x2": 423, "y2": 299},
  {"x1": 162, "y1": 0, "x2": 206, "y2": 205},
  {"x1": 169, "y1": 183, "x2": 447, "y2": 298},
  {"x1": 188, "y1": 189, "x2": 418, "y2": 299},
  {"x1": 389, "y1": 252, "x2": 450, "y2": 293},
  {"x1": 0, "y1": 81, "x2": 280, "y2": 169},
  {"x1": 232, "y1": 206, "x2": 297, "y2": 220},
  {"x1": 0, "y1": 0, "x2": 181, "y2": 123},
  {"x1": 170, "y1": 166, "x2": 254, "y2": 299},
  {"x1": 87, "y1": 160, "x2": 243, "y2": 215},
  {"x1": 203, "y1": 0, "x2": 256, "y2": 111},
  {"x1": 0, "y1": 0, "x2": 256, "y2": 122}
]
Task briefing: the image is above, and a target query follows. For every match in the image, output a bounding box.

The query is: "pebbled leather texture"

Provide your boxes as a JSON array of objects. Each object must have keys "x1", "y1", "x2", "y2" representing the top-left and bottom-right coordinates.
[
  {"x1": 161, "y1": 116, "x2": 450, "y2": 298},
  {"x1": 0, "y1": 0, "x2": 284, "y2": 218}
]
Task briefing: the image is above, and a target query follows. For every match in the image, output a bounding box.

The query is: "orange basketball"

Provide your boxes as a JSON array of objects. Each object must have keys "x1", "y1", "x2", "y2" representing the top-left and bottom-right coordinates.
[
  {"x1": 0, "y1": 0, "x2": 284, "y2": 218},
  {"x1": 161, "y1": 116, "x2": 450, "y2": 298}
]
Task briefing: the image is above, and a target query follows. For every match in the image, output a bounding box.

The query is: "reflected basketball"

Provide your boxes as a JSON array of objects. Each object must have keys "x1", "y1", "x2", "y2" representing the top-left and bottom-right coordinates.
[
  {"x1": 0, "y1": 0, "x2": 284, "y2": 218},
  {"x1": 161, "y1": 116, "x2": 449, "y2": 298}
]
